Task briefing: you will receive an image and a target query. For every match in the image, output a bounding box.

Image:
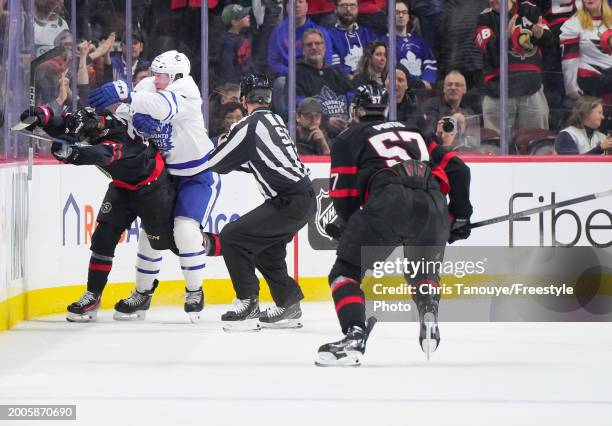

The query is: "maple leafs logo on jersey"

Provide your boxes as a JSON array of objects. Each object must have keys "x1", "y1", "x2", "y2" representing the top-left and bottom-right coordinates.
[
  {"x1": 151, "y1": 122, "x2": 174, "y2": 152},
  {"x1": 314, "y1": 86, "x2": 349, "y2": 117}
]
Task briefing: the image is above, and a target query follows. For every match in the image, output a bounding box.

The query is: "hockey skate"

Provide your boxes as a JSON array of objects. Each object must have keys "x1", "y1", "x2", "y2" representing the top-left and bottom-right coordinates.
[
  {"x1": 259, "y1": 302, "x2": 303, "y2": 329},
  {"x1": 419, "y1": 302, "x2": 440, "y2": 360},
  {"x1": 315, "y1": 317, "x2": 377, "y2": 367},
  {"x1": 221, "y1": 296, "x2": 261, "y2": 332},
  {"x1": 113, "y1": 280, "x2": 158, "y2": 321},
  {"x1": 66, "y1": 291, "x2": 101, "y2": 322},
  {"x1": 184, "y1": 287, "x2": 204, "y2": 323}
]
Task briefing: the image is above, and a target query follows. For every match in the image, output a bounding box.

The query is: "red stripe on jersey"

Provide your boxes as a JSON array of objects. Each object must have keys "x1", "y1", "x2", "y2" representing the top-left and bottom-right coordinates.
[
  {"x1": 428, "y1": 141, "x2": 438, "y2": 154},
  {"x1": 560, "y1": 37, "x2": 579, "y2": 45},
  {"x1": 89, "y1": 262, "x2": 112, "y2": 272},
  {"x1": 330, "y1": 189, "x2": 359, "y2": 198},
  {"x1": 578, "y1": 68, "x2": 601, "y2": 78},
  {"x1": 212, "y1": 233, "x2": 222, "y2": 257},
  {"x1": 484, "y1": 64, "x2": 541, "y2": 82},
  {"x1": 562, "y1": 52, "x2": 580, "y2": 60},
  {"x1": 113, "y1": 151, "x2": 165, "y2": 191},
  {"x1": 330, "y1": 166, "x2": 358, "y2": 174},
  {"x1": 438, "y1": 150, "x2": 458, "y2": 171},
  {"x1": 332, "y1": 278, "x2": 359, "y2": 293},
  {"x1": 335, "y1": 295, "x2": 365, "y2": 312},
  {"x1": 548, "y1": 17, "x2": 569, "y2": 28}
]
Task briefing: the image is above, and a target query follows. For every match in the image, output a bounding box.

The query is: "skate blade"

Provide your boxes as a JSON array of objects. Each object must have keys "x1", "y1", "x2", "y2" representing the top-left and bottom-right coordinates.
[
  {"x1": 314, "y1": 351, "x2": 362, "y2": 367},
  {"x1": 66, "y1": 311, "x2": 98, "y2": 323},
  {"x1": 222, "y1": 318, "x2": 261, "y2": 332},
  {"x1": 113, "y1": 310, "x2": 147, "y2": 321},
  {"x1": 187, "y1": 312, "x2": 202, "y2": 324},
  {"x1": 259, "y1": 318, "x2": 303, "y2": 329},
  {"x1": 422, "y1": 313, "x2": 438, "y2": 360}
]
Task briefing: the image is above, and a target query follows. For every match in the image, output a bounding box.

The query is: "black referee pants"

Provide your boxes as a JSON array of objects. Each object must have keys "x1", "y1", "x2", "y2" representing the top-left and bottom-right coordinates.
[{"x1": 219, "y1": 188, "x2": 315, "y2": 307}]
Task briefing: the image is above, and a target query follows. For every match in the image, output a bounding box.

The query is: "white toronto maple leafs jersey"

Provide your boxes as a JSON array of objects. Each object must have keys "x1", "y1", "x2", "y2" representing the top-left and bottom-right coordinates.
[{"x1": 127, "y1": 76, "x2": 214, "y2": 176}]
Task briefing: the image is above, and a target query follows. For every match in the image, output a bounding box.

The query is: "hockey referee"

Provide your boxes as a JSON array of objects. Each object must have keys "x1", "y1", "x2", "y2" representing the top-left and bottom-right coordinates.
[{"x1": 202, "y1": 73, "x2": 315, "y2": 331}]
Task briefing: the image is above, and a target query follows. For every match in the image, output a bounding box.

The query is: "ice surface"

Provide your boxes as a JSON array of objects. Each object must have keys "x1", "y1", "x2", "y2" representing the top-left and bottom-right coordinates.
[{"x1": 0, "y1": 302, "x2": 611, "y2": 426}]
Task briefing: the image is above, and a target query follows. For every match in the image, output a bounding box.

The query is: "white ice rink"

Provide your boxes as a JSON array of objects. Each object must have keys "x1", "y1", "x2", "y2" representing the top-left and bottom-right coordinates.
[{"x1": 1, "y1": 302, "x2": 611, "y2": 426}]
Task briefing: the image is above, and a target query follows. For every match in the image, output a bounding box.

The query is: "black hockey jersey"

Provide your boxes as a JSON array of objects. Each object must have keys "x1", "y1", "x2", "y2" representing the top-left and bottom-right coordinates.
[
  {"x1": 44, "y1": 111, "x2": 164, "y2": 190},
  {"x1": 329, "y1": 120, "x2": 473, "y2": 223},
  {"x1": 474, "y1": 1, "x2": 553, "y2": 97}
]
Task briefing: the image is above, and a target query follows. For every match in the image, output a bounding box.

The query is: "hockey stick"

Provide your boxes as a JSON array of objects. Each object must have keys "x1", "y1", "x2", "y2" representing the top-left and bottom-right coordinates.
[
  {"x1": 10, "y1": 46, "x2": 65, "y2": 180},
  {"x1": 11, "y1": 46, "x2": 65, "y2": 132},
  {"x1": 471, "y1": 188, "x2": 612, "y2": 229}
]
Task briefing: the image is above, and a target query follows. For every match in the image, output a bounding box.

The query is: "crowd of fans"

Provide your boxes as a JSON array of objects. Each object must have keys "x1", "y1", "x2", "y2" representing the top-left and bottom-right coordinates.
[{"x1": 12, "y1": 0, "x2": 612, "y2": 156}]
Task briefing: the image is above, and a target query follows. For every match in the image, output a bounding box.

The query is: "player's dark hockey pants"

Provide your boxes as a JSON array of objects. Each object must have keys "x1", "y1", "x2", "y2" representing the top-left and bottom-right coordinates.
[
  {"x1": 87, "y1": 170, "x2": 177, "y2": 294},
  {"x1": 329, "y1": 171, "x2": 450, "y2": 332},
  {"x1": 219, "y1": 186, "x2": 316, "y2": 307}
]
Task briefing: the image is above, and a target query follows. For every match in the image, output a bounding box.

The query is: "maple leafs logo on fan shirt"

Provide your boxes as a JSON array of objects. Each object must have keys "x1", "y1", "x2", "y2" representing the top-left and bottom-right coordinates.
[{"x1": 314, "y1": 86, "x2": 348, "y2": 117}]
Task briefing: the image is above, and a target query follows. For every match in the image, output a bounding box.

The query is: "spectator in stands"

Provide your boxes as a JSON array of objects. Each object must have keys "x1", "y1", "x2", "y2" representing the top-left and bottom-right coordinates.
[
  {"x1": 307, "y1": 0, "x2": 337, "y2": 28},
  {"x1": 420, "y1": 70, "x2": 475, "y2": 137},
  {"x1": 217, "y1": 4, "x2": 255, "y2": 84},
  {"x1": 267, "y1": 0, "x2": 333, "y2": 77},
  {"x1": 435, "y1": 112, "x2": 469, "y2": 149},
  {"x1": 357, "y1": 0, "x2": 387, "y2": 36},
  {"x1": 210, "y1": 83, "x2": 241, "y2": 130},
  {"x1": 383, "y1": 0, "x2": 436, "y2": 88},
  {"x1": 534, "y1": 0, "x2": 580, "y2": 131},
  {"x1": 36, "y1": 30, "x2": 90, "y2": 114},
  {"x1": 87, "y1": 32, "x2": 116, "y2": 88},
  {"x1": 409, "y1": 0, "x2": 444, "y2": 51},
  {"x1": 34, "y1": 0, "x2": 68, "y2": 57},
  {"x1": 296, "y1": 28, "x2": 354, "y2": 136},
  {"x1": 474, "y1": 0, "x2": 553, "y2": 133},
  {"x1": 250, "y1": 0, "x2": 284, "y2": 73},
  {"x1": 555, "y1": 96, "x2": 612, "y2": 154},
  {"x1": 385, "y1": 64, "x2": 420, "y2": 127},
  {"x1": 210, "y1": 102, "x2": 247, "y2": 145},
  {"x1": 352, "y1": 41, "x2": 388, "y2": 88},
  {"x1": 296, "y1": 97, "x2": 331, "y2": 155},
  {"x1": 560, "y1": 0, "x2": 612, "y2": 102},
  {"x1": 132, "y1": 63, "x2": 151, "y2": 86},
  {"x1": 437, "y1": 0, "x2": 488, "y2": 90},
  {"x1": 110, "y1": 32, "x2": 150, "y2": 83},
  {"x1": 328, "y1": 0, "x2": 379, "y2": 79}
]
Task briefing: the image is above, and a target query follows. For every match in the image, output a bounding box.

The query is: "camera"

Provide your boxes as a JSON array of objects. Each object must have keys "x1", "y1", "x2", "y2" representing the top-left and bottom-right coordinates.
[{"x1": 441, "y1": 116, "x2": 458, "y2": 134}]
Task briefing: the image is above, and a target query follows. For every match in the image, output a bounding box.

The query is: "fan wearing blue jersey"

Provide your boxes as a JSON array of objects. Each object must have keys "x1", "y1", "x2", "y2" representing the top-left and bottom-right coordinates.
[
  {"x1": 328, "y1": 0, "x2": 379, "y2": 79},
  {"x1": 383, "y1": 1, "x2": 437, "y2": 88},
  {"x1": 89, "y1": 51, "x2": 221, "y2": 323}
]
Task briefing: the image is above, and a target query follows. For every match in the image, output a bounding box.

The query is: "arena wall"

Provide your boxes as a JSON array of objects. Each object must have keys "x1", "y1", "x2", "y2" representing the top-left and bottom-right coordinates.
[{"x1": 1, "y1": 156, "x2": 612, "y2": 330}]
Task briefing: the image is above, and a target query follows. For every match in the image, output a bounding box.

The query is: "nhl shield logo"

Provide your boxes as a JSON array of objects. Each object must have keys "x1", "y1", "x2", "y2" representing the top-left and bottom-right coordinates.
[{"x1": 315, "y1": 188, "x2": 337, "y2": 241}]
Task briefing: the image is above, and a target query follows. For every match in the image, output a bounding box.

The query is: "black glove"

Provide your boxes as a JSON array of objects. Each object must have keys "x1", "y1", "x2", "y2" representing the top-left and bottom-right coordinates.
[
  {"x1": 325, "y1": 222, "x2": 346, "y2": 240},
  {"x1": 448, "y1": 218, "x2": 471, "y2": 244},
  {"x1": 50, "y1": 141, "x2": 76, "y2": 162},
  {"x1": 19, "y1": 105, "x2": 53, "y2": 130}
]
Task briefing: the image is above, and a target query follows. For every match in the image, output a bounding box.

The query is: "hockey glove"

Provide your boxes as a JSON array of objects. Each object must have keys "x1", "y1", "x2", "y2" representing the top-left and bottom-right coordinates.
[
  {"x1": 88, "y1": 81, "x2": 132, "y2": 109},
  {"x1": 325, "y1": 222, "x2": 346, "y2": 240},
  {"x1": 133, "y1": 113, "x2": 161, "y2": 135},
  {"x1": 19, "y1": 105, "x2": 53, "y2": 130},
  {"x1": 448, "y1": 218, "x2": 471, "y2": 244},
  {"x1": 50, "y1": 141, "x2": 75, "y2": 162}
]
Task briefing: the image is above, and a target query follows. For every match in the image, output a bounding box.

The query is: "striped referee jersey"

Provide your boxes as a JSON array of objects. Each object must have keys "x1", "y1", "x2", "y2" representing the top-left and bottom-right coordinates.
[{"x1": 203, "y1": 108, "x2": 311, "y2": 199}]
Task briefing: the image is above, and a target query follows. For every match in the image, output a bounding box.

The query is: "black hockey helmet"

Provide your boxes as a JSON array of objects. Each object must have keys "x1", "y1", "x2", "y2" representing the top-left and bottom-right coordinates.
[
  {"x1": 239, "y1": 73, "x2": 273, "y2": 105},
  {"x1": 64, "y1": 107, "x2": 104, "y2": 142},
  {"x1": 352, "y1": 84, "x2": 389, "y2": 118}
]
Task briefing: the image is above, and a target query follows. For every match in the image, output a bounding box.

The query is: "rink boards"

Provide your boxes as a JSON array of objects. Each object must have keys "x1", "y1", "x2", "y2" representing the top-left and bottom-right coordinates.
[{"x1": 1, "y1": 156, "x2": 612, "y2": 330}]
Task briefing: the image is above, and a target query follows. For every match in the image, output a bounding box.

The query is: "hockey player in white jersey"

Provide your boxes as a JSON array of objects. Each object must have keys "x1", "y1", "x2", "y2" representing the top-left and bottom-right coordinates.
[{"x1": 89, "y1": 50, "x2": 221, "y2": 323}]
